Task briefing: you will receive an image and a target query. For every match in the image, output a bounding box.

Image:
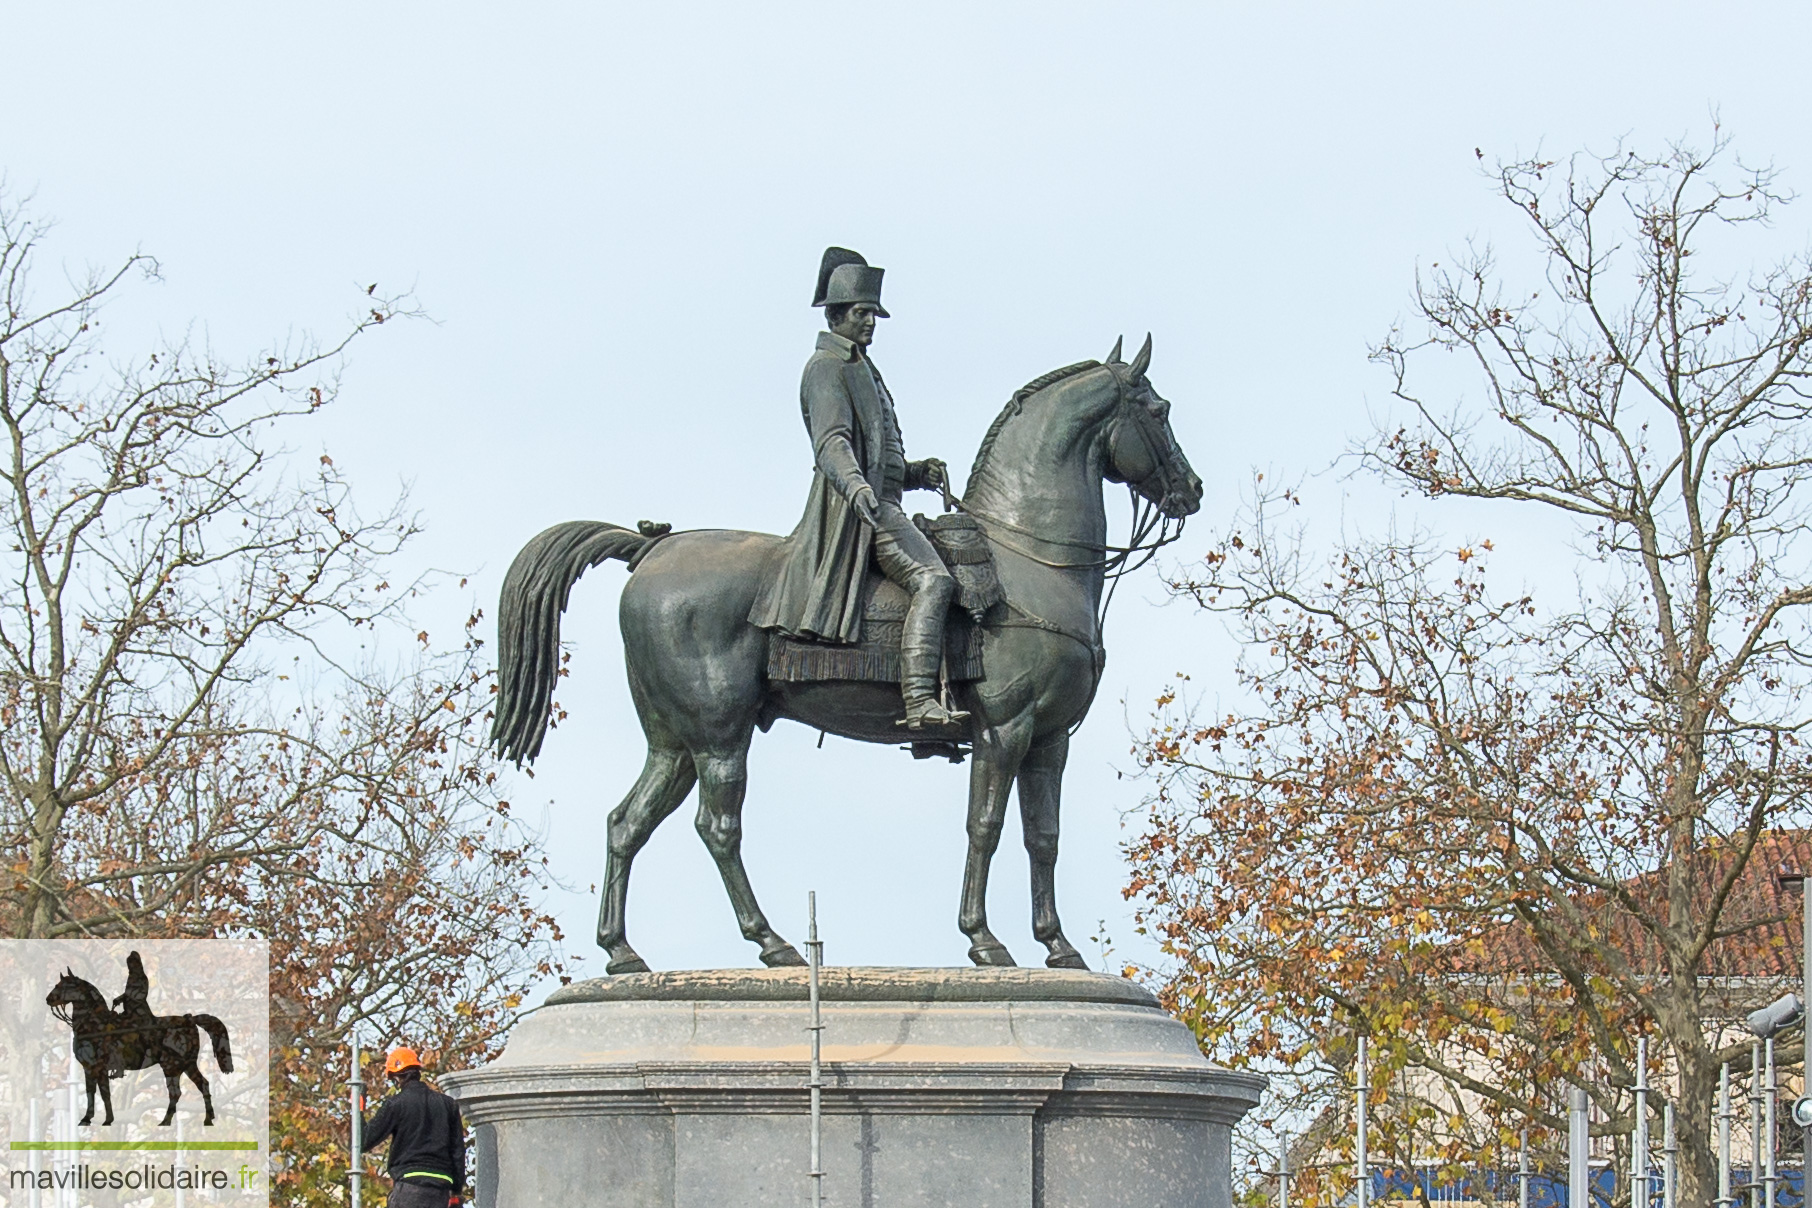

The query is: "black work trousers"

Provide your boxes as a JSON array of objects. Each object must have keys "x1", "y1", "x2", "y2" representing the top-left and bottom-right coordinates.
[{"x1": 387, "y1": 1181, "x2": 450, "y2": 1208}]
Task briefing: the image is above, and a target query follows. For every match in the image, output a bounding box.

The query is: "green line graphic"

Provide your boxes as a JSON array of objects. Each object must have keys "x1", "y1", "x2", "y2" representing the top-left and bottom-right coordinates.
[{"x1": 10, "y1": 1141, "x2": 258, "y2": 1151}]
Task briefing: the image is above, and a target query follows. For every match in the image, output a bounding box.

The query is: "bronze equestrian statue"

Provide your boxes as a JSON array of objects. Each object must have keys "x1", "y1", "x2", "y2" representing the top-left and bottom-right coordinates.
[{"x1": 493, "y1": 249, "x2": 1202, "y2": 975}]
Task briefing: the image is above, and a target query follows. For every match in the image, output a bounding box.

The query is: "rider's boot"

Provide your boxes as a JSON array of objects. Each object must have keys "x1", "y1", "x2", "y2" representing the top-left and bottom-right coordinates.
[{"x1": 896, "y1": 575, "x2": 970, "y2": 732}]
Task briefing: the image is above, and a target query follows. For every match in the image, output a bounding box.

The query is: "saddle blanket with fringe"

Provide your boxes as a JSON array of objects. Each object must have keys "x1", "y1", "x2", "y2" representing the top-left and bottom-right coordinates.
[
  {"x1": 765, "y1": 513, "x2": 1001, "y2": 685},
  {"x1": 766, "y1": 575, "x2": 986, "y2": 684}
]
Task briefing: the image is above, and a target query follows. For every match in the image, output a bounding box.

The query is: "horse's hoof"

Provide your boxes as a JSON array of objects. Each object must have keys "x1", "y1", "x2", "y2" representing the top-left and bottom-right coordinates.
[
  {"x1": 1042, "y1": 935, "x2": 1088, "y2": 970},
  {"x1": 605, "y1": 949, "x2": 651, "y2": 975},
  {"x1": 760, "y1": 942, "x2": 807, "y2": 968},
  {"x1": 968, "y1": 941, "x2": 1017, "y2": 967}
]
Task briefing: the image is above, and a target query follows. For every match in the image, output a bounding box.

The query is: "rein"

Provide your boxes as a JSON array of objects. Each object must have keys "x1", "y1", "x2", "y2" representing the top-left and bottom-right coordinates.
[{"x1": 955, "y1": 364, "x2": 1186, "y2": 579}]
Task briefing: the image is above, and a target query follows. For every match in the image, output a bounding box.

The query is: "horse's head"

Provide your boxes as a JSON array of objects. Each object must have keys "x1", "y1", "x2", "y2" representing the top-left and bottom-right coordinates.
[
  {"x1": 45, "y1": 966, "x2": 100, "y2": 1024},
  {"x1": 1102, "y1": 334, "x2": 1202, "y2": 519}
]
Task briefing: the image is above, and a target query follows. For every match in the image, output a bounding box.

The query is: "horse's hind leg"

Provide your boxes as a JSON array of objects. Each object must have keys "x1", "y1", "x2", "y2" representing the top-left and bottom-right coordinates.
[
  {"x1": 694, "y1": 739, "x2": 805, "y2": 967},
  {"x1": 597, "y1": 743, "x2": 698, "y2": 974},
  {"x1": 1018, "y1": 731, "x2": 1085, "y2": 969},
  {"x1": 185, "y1": 1063, "x2": 214, "y2": 1125}
]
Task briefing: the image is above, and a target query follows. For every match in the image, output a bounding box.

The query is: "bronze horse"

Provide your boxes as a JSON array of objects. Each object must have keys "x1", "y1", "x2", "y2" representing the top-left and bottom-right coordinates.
[
  {"x1": 494, "y1": 337, "x2": 1201, "y2": 973},
  {"x1": 46, "y1": 967, "x2": 234, "y2": 1126}
]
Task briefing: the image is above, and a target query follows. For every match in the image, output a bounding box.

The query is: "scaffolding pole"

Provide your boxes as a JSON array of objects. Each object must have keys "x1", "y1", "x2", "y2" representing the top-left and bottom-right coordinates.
[
  {"x1": 1718, "y1": 1061, "x2": 1732, "y2": 1208},
  {"x1": 28, "y1": 1091, "x2": 39, "y2": 1208},
  {"x1": 349, "y1": 1030, "x2": 364, "y2": 1208},
  {"x1": 1356, "y1": 1035, "x2": 1369, "y2": 1208},
  {"x1": 1569, "y1": 1087, "x2": 1589, "y2": 1208},
  {"x1": 1766, "y1": 1037, "x2": 1778, "y2": 1208},
  {"x1": 1634, "y1": 1038, "x2": 1650, "y2": 1208},
  {"x1": 1753, "y1": 1040, "x2": 1765, "y2": 1206},
  {"x1": 1517, "y1": 1128, "x2": 1529, "y2": 1208},
  {"x1": 807, "y1": 892, "x2": 825, "y2": 1208},
  {"x1": 1663, "y1": 1102, "x2": 1677, "y2": 1208}
]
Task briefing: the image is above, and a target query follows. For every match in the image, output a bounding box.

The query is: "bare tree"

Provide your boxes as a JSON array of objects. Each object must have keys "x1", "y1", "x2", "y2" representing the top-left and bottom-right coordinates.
[
  {"x1": 0, "y1": 194, "x2": 565, "y2": 1203},
  {"x1": 0, "y1": 191, "x2": 418, "y2": 935},
  {"x1": 1128, "y1": 133, "x2": 1812, "y2": 1205}
]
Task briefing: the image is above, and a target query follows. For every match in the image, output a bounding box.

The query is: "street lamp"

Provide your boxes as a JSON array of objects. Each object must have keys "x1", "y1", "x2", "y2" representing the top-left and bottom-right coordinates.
[{"x1": 1747, "y1": 992, "x2": 1804, "y2": 1040}]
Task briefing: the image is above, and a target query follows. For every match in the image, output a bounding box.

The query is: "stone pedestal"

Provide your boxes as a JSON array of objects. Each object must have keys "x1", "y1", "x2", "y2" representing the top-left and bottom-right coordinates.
[{"x1": 442, "y1": 967, "x2": 1263, "y2": 1208}]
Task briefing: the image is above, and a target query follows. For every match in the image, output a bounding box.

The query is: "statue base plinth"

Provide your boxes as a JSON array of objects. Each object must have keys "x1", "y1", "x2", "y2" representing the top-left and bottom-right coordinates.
[{"x1": 442, "y1": 967, "x2": 1263, "y2": 1208}]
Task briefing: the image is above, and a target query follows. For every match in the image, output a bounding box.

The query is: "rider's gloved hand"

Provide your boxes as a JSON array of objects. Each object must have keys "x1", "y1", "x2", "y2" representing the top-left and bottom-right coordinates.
[
  {"x1": 850, "y1": 485, "x2": 880, "y2": 528},
  {"x1": 916, "y1": 458, "x2": 949, "y2": 492}
]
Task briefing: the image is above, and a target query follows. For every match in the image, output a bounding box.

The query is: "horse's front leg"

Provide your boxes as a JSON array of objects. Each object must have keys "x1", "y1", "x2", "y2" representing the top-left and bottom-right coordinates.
[
  {"x1": 694, "y1": 740, "x2": 804, "y2": 968},
  {"x1": 160, "y1": 1066, "x2": 182, "y2": 1126},
  {"x1": 1019, "y1": 730, "x2": 1085, "y2": 969},
  {"x1": 960, "y1": 715, "x2": 1033, "y2": 965},
  {"x1": 78, "y1": 1068, "x2": 96, "y2": 1125}
]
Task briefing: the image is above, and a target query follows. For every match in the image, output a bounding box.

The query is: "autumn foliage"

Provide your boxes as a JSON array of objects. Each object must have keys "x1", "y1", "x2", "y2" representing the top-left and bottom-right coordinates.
[
  {"x1": 1128, "y1": 134, "x2": 1812, "y2": 1205},
  {"x1": 0, "y1": 195, "x2": 563, "y2": 1205}
]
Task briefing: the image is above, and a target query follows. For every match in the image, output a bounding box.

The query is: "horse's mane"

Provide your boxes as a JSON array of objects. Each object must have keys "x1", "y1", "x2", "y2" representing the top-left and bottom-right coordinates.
[{"x1": 967, "y1": 360, "x2": 1102, "y2": 485}]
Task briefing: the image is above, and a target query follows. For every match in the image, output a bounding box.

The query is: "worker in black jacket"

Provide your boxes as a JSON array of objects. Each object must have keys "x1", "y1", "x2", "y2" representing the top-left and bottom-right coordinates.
[{"x1": 360, "y1": 1047, "x2": 466, "y2": 1208}]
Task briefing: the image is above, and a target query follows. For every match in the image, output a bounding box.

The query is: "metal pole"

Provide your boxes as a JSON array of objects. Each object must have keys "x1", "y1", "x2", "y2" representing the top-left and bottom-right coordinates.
[
  {"x1": 1766, "y1": 1037, "x2": 1778, "y2": 1208},
  {"x1": 1719, "y1": 1062, "x2": 1732, "y2": 1208},
  {"x1": 1570, "y1": 1087, "x2": 1590, "y2": 1208},
  {"x1": 1635, "y1": 1038, "x2": 1650, "y2": 1208},
  {"x1": 1752, "y1": 1040, "x2": 1765, "y2": 1206},
  {"x1": 1356, "y1": 1035, "x2": 1369, "y2": 1208},
  {"x1": 28, "y1": 1092, "x2": 39, "y2": 1208},
  {"x1": 1277, "y1": 1131, "x2": 1289, "y2": 1208},
  {"x1": 63, "y1": 1051, "x2": 77, "y2": 1208},
  {"x1": 1803, "y1": 871, "x2": 1812, "y2": 1180},
  {"x1": 349, "y1": 1030, "x2": 364, "y2": 1208},
  {"x1": 1517, "y1": 1128, "x2": 1529, "y2": 1208},
  {"x1": 1663, "y1": 1102, "x2": 1677, "y2": 1208},
  {"x1": 808, "y1": 892, "x2": 824, "y2": 1208}
]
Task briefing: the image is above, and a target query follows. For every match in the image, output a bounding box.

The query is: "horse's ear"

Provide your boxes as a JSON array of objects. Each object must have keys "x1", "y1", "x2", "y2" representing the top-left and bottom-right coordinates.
[
  {"x1": 1106, "y1": 336, "x2": 1123, "y2": 364},
  {"x1": 1129, "y1": 333, "x2": 1152, "y2": 379}
]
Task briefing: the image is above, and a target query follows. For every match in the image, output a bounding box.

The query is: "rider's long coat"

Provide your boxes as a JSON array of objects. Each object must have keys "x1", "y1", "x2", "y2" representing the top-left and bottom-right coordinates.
[{"x1": 749, "y1": 330, "x2": 925, "y2": 644}]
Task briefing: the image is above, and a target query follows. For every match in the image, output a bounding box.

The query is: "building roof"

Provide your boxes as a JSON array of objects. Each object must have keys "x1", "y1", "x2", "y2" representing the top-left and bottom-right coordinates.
[{"x1": 1446, "y1": 831, "x2": 1811, "y2": 980}]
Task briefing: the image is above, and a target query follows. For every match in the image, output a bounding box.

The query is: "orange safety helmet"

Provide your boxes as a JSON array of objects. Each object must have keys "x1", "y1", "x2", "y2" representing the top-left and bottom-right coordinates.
[{"x1": 384, "y1": 1046, "x2": 422, "y2": 1074}]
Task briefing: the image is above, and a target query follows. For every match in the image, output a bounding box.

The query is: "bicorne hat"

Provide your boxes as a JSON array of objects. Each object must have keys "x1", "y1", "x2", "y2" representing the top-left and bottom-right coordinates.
[{"x1": 812, "y1": 247, "x2": 889, "y2": 317}]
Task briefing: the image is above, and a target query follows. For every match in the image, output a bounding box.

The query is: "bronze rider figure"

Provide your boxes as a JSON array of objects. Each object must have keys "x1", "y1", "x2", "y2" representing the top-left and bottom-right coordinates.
[{"x1": 749, "y1": 247, "x2": 969, "y2": 731}]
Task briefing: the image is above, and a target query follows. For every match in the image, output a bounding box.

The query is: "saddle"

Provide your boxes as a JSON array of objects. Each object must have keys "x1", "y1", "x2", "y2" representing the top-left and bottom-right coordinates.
[{"x1": 767, "y1": 513, "x2": 1005, "y2": 685}]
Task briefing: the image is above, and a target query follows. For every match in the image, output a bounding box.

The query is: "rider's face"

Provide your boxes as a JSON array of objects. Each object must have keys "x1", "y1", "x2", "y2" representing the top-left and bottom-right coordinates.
[{"x1": 832, "y1": 304, "x2": 879, "y2": 348}]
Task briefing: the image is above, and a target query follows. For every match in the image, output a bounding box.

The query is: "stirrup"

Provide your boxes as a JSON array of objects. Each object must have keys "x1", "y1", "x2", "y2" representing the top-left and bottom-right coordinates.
[{"x1": 898, "y1": 697, "x2": 971, "y2": 731}]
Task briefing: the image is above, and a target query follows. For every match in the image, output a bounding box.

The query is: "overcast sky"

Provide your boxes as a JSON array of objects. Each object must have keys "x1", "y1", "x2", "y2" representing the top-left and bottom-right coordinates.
[{"x1": 6, "y1": 4, "x2": 1810, "y2": 982}]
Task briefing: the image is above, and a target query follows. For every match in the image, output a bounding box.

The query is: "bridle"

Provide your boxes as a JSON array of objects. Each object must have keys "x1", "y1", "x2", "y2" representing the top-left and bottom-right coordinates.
[{"x1": 955, "y1": 361, "x2": 1188, "y2": 582}]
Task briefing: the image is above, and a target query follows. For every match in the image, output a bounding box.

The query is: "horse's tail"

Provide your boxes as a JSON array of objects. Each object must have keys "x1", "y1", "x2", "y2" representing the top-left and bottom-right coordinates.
[
  {"x1": 192, "y1": 1014, "x2": 233, "y2": 1073},
  {"x1": 493, "y1": 520, "x2": 669, "y2": 766}
]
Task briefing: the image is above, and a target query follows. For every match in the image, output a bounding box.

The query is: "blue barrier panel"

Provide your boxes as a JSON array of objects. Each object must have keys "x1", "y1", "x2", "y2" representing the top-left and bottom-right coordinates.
[{"x1": 1368, "y1": 1166, "x2": 1613, "y2": 1205}]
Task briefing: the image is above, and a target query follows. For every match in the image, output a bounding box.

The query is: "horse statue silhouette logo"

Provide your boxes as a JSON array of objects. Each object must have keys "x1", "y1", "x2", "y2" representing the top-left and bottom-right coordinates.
[{"x1": 44, "y1": 952, "x2": 234, "y2": 1126}]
